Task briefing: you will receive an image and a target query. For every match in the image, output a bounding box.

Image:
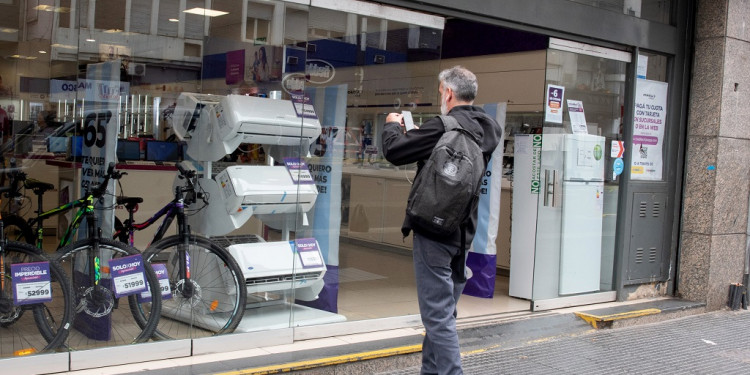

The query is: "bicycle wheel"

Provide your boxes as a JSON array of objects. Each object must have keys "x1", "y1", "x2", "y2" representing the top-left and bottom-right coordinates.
[
  {"x1": 0, "y1": 241, "x2": 74, "y2": 358},
  {"x1": 53, "y1": 238, "x2": 161, "y2": 350},
  {"x1": 2, "y1": 214, "x2": 35, "y2": 246},
  {"x1": 136, "y1": 234, "x2": 246, "y2": 340}
]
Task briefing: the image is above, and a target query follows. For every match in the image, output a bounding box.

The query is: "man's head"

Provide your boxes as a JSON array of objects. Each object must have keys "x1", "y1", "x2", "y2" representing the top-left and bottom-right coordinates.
[
  {"x1": 234, "y1": 80, "x2": 259, "y2": 96},
  {"x1": 438, "y1": 66, "x2": 477, "y2": 115}
]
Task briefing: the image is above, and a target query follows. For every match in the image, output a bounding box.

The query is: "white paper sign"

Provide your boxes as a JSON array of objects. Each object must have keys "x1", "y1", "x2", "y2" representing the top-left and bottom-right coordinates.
[
  {"x1": 631, "y1": 79, "x2": 668, "y2": 181},
  {"x1": 567, "y1": 100, "x2": 588, "y2": 134}
]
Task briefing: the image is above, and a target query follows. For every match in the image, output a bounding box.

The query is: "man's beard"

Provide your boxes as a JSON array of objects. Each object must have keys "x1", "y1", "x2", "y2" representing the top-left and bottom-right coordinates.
[{"x1": 440, "y1": 94, "x2": 448, "y2": 115}]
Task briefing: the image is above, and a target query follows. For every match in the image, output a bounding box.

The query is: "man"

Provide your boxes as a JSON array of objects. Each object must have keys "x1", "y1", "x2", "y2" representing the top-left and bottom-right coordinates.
[{"x1": 381, "y1": 66, "x2": 502, "y2": 375}]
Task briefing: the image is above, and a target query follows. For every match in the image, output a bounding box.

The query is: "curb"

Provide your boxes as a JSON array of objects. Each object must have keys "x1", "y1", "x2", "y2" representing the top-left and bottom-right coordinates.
[
  {"x1": 213, "y1": 345, "x2": 423, "y2": 375},
  {"x1": 574, "y1": 299, "x2": 705, "y2": 329}
]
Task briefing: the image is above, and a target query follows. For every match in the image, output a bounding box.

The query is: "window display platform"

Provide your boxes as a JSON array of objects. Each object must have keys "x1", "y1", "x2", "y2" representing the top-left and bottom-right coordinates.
[{"x1": 235, "y1": 302, "x2": 347, "y2": 332}]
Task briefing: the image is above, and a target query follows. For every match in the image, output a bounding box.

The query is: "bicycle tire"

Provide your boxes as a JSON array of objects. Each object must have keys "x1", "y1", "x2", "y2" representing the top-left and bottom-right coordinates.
[
  {"x1": 2, "y1": 213, "x2": 35, "y2": 246},
  {"x1": 53, "y1": 238, "x2": 162, "y2": 349},
  {"x1": 0, "y1": 241, "x2": 74, "y2": 357},
  {"x1": 136, "y1": 234, "x2": 246, "y2": 340}
]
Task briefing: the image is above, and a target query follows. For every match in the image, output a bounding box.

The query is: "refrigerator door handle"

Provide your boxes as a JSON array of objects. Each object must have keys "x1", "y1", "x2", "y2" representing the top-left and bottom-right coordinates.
[{"x1": 544, "y1": 169, "x2": 556, "y2": 207}]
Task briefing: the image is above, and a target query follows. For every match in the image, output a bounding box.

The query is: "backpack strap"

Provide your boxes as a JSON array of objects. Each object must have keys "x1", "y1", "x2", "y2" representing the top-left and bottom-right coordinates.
[{"x1": 438, "y1": 115, "x2": 461, "y2": 132}]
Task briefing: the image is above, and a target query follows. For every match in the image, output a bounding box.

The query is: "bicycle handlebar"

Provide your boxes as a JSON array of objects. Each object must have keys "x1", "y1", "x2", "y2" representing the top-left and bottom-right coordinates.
[{"x1": 90, "y1": 162, "x2": 125, "y2": 198}]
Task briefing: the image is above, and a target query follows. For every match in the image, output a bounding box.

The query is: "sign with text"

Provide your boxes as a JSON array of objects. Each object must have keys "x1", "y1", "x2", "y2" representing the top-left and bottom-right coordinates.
[
  {"x1": 109, "y1": 254, "x2": 147, "y2": 298},
  {"x1": 545, "y1": 84, "x2": 565, "y2": 124},
  {"x1": 566, "y1": 100, "x2": 588, "y2": 134},
  {"x1": 11, "y1": 262, "x2": 52, "y2": 305},
  {"x1": 631, "y1": 79, "x2": 668, "y2": 180},
  {"x1": 138, "y1": 263, "x2": 172, "y2": 302},
  {"x1": 293, "y1": 238, "x2": 324, "y2": 269},
  {"x1": 284, "y1": 157, "x2": 315, "y2": 184}
]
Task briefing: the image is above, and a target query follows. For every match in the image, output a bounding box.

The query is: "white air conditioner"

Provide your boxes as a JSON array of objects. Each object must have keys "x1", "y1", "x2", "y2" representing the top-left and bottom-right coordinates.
[{"x1": 127, "y1": 63, "x2": 146, "y2": 76}]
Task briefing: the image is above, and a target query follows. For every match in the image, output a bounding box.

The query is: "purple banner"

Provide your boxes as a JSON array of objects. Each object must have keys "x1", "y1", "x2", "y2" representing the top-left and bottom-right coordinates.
[
  {"x1": 226, "y1": 49, "x2": 245, "y2": 85},
  {"x1": 633, "y1": 135, "x2": 659, "y2": 145}
]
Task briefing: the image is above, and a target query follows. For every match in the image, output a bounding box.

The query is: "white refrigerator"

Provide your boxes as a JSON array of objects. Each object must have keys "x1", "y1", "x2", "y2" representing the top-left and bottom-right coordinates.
[{"x1": 558, "y1": 134, "x2": 605, "y2": 295}]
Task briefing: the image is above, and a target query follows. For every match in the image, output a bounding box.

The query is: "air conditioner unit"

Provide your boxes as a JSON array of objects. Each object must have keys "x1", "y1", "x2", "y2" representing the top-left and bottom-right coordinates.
[{"x1": 127, "y1": 63, "x2": 146, "y2": 76}]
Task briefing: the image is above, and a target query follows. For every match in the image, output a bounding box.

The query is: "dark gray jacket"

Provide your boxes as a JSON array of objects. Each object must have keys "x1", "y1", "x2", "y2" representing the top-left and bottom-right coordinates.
[{"x1": 381, "y1": 105, "x2": 503, "y2": 248}]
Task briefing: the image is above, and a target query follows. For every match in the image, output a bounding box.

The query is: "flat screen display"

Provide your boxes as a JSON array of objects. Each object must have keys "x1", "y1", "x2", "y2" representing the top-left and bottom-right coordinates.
[
  {"x1": 116, "y1": 139, "x2": 141, "y2": 161},
  {"x1": 145, "y1": 140, "x2": 180, "y2": 162},
  {"x1": 47, "y1": 137, "x2": 68, "y2": 153},
  {"x1": 67, "y1": 136, "x2": 83, "y2": 160}
]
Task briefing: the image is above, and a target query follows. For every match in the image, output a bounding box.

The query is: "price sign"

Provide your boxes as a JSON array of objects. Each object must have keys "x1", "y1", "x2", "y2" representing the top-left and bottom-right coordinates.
[
  {"x1": 139, "y1": 263, "x2": 172, "y2": 302},
  {"x1": 11, "y1": 262, "x2": 53, "y2": 305},
  {"x1": 294, "y1": 238, "x2": 324, "y2": 269},
  {"x1": 284, "y1": 157, "x2": 315, "y2": 184},
  {"x1": 109, "y1": 254, "x2": 147, "y2": 297}
]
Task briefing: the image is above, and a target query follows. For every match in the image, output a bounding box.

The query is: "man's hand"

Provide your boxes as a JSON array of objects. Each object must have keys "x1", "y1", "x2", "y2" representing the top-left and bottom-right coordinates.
[{"x1": 386, "y1": 112, "x2": 403, "y2": 126}]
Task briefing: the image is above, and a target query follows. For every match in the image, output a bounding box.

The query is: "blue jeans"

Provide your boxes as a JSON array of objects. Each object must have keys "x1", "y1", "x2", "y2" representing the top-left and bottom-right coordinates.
[{"x1": 413, "y1": 232, "x2": 466, "y2": 375}]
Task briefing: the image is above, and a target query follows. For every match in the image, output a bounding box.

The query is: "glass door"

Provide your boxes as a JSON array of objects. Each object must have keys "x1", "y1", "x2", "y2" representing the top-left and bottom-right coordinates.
[{"x1": 531, "y1": 40, "x2": 629, "y2": 310}]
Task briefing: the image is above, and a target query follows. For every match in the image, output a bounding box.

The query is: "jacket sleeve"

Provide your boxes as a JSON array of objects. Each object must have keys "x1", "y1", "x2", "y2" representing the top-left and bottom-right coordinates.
[{"x1": 381, "y1": 118, "x2": 444, "y2": 166}]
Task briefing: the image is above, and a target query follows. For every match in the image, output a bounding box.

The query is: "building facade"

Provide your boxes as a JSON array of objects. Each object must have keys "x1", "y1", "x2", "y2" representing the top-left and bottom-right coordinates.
[{"x1": 0, "y1": 0, "x2": 748, "y2": 372}]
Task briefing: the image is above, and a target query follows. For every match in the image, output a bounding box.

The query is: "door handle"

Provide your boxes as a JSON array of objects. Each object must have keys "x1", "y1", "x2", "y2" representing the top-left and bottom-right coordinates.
[{"x1": 544, "y1": 169, "x2": 556, "y2": 207}]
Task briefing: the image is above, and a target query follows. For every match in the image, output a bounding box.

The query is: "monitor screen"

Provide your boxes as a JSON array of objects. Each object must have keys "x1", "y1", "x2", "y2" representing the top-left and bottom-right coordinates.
[
  {"x1": 67, "y1": 136, "x2": 84, "y2": 160},
  {"x1": 47, "y1": 137, "x2": 68, "y2": 153},
  {"x1": 145, "y1": 140, "x2": 180, "y2": 162},
  {"x1": 116, "y1": 139, "x2": 141, "y2": 161}
]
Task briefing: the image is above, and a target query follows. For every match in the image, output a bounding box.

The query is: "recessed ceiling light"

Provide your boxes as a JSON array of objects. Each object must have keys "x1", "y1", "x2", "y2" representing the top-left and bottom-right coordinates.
[
  {"x1": 34, "y1": 5, "x2": 70, "y2": 13},
  {"x1": 184, "y1": 7, "x2": 228, "y2": 17},
  {"x1": 38, "y1": 50, "x2": 47, "y2": 54},
  {"x1": 169, "y1": 18, "x2": 179, "y2": 22},
  {"x1": 86, "y1": 38, "x2": 95, "y2": 42}
]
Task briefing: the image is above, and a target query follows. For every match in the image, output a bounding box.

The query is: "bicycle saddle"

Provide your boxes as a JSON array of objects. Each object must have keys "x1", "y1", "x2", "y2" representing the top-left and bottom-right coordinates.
[
  {"x1": 24, "y1": 178, "x2": 55, "y2": 194},
  {"x1": 117, "y1": 196, "x2": 143, "y2": 211}
]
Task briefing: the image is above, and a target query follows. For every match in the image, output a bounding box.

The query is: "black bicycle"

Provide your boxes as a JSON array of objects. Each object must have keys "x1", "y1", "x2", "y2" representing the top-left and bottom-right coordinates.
[
  {"x1": 41, "y1": 163, "x2": 162, "y2": 350},
  {"x1": 115, "y1": 162, "x2": 246, "y2": 339},
  {"x1": 0, "y1": 184, "x2": 74, "y2": 358}
]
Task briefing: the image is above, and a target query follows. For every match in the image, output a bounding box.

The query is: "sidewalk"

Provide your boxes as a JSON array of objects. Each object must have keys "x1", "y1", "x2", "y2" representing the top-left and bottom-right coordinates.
[
  {"x1": 59, "y1": 298, "x2": 745, "y2": 375},
  {"x1": 380, "y1": 309, "x2": 750, "y2": 374}
]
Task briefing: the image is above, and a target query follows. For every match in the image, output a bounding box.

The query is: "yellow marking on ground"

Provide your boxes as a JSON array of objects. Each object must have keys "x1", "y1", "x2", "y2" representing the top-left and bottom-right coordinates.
[
  {"x1": 461, "y1": 344, "x2": 500, "y2": 356},
  {"x1": 576, "y1": 308, "x2": 662, "y2": 328},
  {"x1": 214, "y1": 344, "x2": 423, "y2": 375}
]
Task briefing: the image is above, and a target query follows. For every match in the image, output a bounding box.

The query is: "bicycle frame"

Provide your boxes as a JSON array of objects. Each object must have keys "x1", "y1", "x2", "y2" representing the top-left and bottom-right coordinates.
[
  {"x1": 28, "y1": 194, "x2": 94, "y2": 250},
  {"x1": 118, "y1": 200, "x2": 180, "y2": 248}
]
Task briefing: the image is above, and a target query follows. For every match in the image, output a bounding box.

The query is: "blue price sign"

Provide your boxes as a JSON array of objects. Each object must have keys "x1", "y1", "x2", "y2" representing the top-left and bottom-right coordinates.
[
  {"x1": 11, "y1": 262, "x2": 52, "y2": 305},
  {"x1": 109, "y1": 254, "x2": 147, "y2": 297}
]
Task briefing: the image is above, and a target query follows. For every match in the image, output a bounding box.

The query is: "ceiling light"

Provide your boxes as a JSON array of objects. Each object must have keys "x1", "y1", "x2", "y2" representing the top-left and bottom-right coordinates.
[
  {"x1": 184, "y1": 7, "x2": 228, "y2": 17},
  {"x1": 34, "y1": 5, "x2": 70, "y2": 13},
  {"x1": 86, "y1": 38, "x2": 96, "y2": 42},
  {"x1": 38, "y1": 50, "x2": 47, "y2": 54},
  {"x1": 169, "y1": 18, "x2": 179, "y2": 22}
]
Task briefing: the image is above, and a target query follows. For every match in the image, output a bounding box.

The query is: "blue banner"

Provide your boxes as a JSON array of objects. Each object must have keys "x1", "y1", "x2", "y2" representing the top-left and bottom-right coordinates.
[
  {"x1": 463, "y1": 103, "x2": 506, "y2": 298},
  {"x1": 297, "y1": 84, "x2": 347, "y2": 312}
]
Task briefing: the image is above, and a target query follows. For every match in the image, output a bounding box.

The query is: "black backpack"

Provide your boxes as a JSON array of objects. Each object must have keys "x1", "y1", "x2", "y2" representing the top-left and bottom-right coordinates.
[{"x1": 405, "y1": 115, "x2": 485, "y2": 237}]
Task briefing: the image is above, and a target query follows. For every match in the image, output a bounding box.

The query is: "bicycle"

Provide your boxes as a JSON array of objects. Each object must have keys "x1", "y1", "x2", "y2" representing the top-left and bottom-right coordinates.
[
  {"x1": 0, "y1": 158, "x2": 37, "y2": 246},
  {"x1": 33, "y1": 163, "x2": 163, "y2": 349},
  {"x1": 114, "y1": 162, "x2": 246, "y2": 339},
  {"x1": 0, "y1": 184, "x2": 74, "y2": 357}
]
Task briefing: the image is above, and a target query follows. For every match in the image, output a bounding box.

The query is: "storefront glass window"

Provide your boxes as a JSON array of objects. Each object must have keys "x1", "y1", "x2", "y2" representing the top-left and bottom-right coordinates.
[{"x1": 567, "y1": 0, "x2": 672, "y2": 24}]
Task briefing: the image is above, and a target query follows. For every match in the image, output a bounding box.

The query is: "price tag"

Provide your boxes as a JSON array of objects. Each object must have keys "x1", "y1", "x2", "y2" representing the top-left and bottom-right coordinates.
[
  {"x1": 294, "y1": 238, "x2": 324, "y2": 269},
  {"x1": 109, "y1": 254, "x2": 148, "y2": 297},
  {"x1": 11, "y1": 262, "x2": 53, "y2": 305},
  {"x1": 139, "y1": 263, "x2": 172, "y2": 302},
  {"x1": 284, "y1": 157, "x2": 315, "y2": 184}
]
